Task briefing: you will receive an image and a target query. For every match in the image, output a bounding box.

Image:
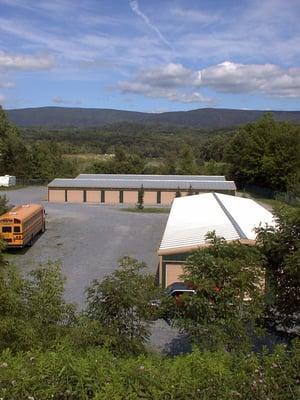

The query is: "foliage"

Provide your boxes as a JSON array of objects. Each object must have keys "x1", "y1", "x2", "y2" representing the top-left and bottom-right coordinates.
[
  {"x1": 175, "y1": 187, "x2": 181, "y2": 197},
  {"x1": 0, "y1": 340, "x2": 299, "y2": 399},
  {"x1": 87, "y1": 150, "x2": 146, "y2": 174},
  {"x1": 226, "y1": 114, "x2": 300, "y2": 191},
  {"x1": 174, "y1": 232, "x2": 265, "y2": 351},
  {"x1": 0, "y1": 109, "x2": 78, "y2": 179},
  {"x1": 30, "y1": 141, "x2": 77, "y2": 179},
  {"x1": 85, "y1": 257, "x2": 163, "y2": 354},
  {"x1": 0, "y1": 195, "x2": 9, "y2": 215},
  {"x1": 0, "y1": 258, "x2": 75, "y2": 351},
  {"x1": 121, "y1": 207, "x2": 170, "y2": 213},
  {"x1": 137, "y1": 185, "x2": 144, "y2": 209},
  {"x1": 178, "y1": 144, "x2": 197, "y2": 174},
  {"x1": 256, "y1": 206, "x2": 300, "y2": 330}
]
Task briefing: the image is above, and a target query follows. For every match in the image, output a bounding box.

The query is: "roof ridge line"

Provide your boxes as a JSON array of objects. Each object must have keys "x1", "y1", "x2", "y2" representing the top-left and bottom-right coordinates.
[{"x1": 212, "y1": 193, "x2": 247, "y2": 240}]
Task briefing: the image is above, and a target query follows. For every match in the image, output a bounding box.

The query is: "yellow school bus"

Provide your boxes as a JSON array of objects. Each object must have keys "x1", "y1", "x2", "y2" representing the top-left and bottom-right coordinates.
[{"x1": 0, "y1": 204, "x2": 45, "y2": 248}]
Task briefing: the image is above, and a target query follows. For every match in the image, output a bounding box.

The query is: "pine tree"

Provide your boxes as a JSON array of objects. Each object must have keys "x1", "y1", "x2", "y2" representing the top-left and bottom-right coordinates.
[{"x1": 137, "y1": 185, "x2": 144, "y2": 209}]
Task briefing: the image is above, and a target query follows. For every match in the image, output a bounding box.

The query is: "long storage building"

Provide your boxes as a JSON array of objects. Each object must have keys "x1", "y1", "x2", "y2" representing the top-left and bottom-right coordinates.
[
  {"x1": 48, "y1": 174, "x2": 236, "y2": 205},
  {"x1": 158, "y1": 192, "x2": 275, "y2": 287}
]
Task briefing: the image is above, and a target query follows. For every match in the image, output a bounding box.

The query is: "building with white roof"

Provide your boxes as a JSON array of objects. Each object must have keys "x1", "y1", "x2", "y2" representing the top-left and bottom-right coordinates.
[{"x1": 158, "y1": 192, "x2": 275, "y2": 287}]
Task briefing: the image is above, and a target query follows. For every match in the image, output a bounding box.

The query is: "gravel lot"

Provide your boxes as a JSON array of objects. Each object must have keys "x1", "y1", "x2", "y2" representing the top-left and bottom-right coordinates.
[
  {"x1": 2, "y1": 187, "x2": 169, "y2": 307},
  {"x1": 0, "y1": 187, "x2": 192, "y2": 354}
]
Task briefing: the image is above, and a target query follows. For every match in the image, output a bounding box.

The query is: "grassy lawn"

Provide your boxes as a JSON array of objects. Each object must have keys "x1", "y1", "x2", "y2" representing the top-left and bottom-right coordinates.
[
  {"x1": 237, "y1": 191, "x2": 299, "y2": 209},
  {"x1": 120, "y1": 207, "x2": 170, "y2": 213},
  {"x1": 0, "y1": 184, "x2": 28, "y2": 191}
]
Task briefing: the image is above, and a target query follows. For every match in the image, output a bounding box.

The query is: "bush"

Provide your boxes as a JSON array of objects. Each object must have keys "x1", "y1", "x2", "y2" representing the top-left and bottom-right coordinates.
[{"x1": 0, "y1": 340, "x2": 299, "y2": 399}]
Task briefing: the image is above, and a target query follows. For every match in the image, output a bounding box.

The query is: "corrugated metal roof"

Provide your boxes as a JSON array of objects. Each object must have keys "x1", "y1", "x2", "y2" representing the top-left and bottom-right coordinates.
[
  {"x1": 48, "y1": 178, "x2": 236, "y2": 190},
  {"x1": 76, "y1": 174, "x2": 226, "y2": 181},
  {"x1": 158, "y1": 193, "x2": 275, "y2": 254}
]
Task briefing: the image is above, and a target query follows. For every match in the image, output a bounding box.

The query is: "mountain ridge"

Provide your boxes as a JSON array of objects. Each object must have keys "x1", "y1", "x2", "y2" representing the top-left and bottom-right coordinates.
[{"x1": 4, "y1": 106, "x2": 300, "y2": 129}]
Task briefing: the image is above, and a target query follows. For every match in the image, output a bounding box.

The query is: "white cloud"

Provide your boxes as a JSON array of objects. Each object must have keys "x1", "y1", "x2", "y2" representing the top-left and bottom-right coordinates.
[
  {"x1": 129, "y1": 0, "x2": 171, "y2": 47},
  {"x1": 199, "y1": 61, "x2": 300, "y2": 97},
  {"x1": 171, "y1": 7, "x2": 220, "y2": 24},
  {"x1": 119, "y1": 64, "x2": 211, "y2": 104},
  {"x1": 134, "y1": 63, "x2": 196, "y2": 88},
  {"x1": 0, "y1": 51, "x2": 54, "y2": 71},
  {"x1": 119, "y1": 61, "x2": 300, "y2": 101}
]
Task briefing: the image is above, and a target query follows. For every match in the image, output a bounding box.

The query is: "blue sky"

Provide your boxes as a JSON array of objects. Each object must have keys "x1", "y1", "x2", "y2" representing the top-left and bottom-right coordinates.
[{"x1": 0, "y1": 0, "x2": 299, "y2": 111}]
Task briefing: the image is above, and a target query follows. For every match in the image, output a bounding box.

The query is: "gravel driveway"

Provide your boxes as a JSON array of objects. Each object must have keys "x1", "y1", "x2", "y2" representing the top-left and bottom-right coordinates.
[{"x1": 2, "y1": 187, "x2": 168, "y2": 307}]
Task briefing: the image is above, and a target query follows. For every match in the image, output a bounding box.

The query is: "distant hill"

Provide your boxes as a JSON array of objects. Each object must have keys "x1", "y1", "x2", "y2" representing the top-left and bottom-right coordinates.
[{"x1": 5, "y1": 106, "x2": 300, "y2": 129}]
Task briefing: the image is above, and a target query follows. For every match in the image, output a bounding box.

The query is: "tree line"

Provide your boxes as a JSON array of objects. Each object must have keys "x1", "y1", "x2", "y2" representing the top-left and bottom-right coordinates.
[
  {"x1": 0, "y1": 108, "x2": 77, "y2": 180},
  {"x1": 1, "y1": 107, "x2": 300, "y2": 194}
]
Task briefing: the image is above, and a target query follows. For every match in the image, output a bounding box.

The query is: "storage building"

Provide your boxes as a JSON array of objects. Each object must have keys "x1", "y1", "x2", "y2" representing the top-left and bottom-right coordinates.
[
  {"x1": 158, "y1": 192, "x2": 275, "y2": 287},
  {"x1": 48, "y1": 174, "x2": 236, "y2": 205}
]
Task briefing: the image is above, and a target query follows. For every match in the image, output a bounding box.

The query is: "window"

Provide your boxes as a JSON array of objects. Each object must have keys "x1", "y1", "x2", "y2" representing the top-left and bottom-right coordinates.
[
  {"x1": 2, "y1": 226, "x2": 12, "y2": 233},
  {"x1": 119, "y1": 190, "x2": 124, "y2": 203},
  {"x1": 157, "y1": 191, "x2": 161, "y2": 204},
  {"x1": 14, "y1": 226, "x2": 21, "y2": 233},
  {"x1": 101, "y1": 190, "x2": 105, "y2": 203}
]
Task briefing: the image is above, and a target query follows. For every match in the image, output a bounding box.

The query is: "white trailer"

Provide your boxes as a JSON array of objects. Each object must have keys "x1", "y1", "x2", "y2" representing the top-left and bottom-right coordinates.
[{"x1": 0, "y1": 175, "x2": 16, "y2": 187}]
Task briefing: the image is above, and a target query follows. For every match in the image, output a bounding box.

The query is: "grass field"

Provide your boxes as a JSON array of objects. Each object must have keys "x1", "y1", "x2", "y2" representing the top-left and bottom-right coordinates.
[{"x1": 121, "y1": 207, "x2": 171, "y2": 213}]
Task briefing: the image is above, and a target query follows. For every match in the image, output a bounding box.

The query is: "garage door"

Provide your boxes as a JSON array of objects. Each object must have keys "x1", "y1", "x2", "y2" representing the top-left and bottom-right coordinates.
[
  {"x1": 105, "y1": 190, "x2": 119, "y2": 204},
  {"x1": 86, "y1": 190, "x2": 101, "y2": 203},
  {"x1": 161, "y1": 192, "x2": 176, "y2": 205},
  {"x1": 165, "y1": 263, "x2": 184, "y2": 287},
  {"x1": 123, "y1": 191, "x2": 138, "y2": 204},
  {"x1": 144, "y1": 191, "x2": 157, "y2": 205},
  {"x1": 67, "y1": 190, "x2": 84, "y2": 203},
  {"x1": 48, "y1": 189, "x2": 65, "y2": 202}
]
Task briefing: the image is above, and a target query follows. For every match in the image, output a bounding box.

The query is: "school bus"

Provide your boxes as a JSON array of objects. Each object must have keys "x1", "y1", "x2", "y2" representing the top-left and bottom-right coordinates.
[{"x1": 0, "y1": 204, "x2": 45, "y2": 248}]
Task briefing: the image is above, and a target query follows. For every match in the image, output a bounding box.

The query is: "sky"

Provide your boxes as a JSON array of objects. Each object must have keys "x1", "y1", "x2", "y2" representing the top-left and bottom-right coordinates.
[{"x1": 0, "y1": 0, "x2": 299, "y2": 111}]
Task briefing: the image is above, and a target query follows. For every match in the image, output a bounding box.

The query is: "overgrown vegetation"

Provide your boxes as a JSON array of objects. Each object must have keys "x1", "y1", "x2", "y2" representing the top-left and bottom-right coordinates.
[
  {"x1": 0, "y1": 206, "x2": 299, "y2": 398},
  {"x1": 174, "y1": 232, "x2": 265, "y2": 351}
]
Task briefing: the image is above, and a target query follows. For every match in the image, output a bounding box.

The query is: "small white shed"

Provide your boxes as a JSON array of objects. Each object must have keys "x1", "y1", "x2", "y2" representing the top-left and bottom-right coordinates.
[{"x1": 0, "y1": 175, "x2": 16, "y2": 187}]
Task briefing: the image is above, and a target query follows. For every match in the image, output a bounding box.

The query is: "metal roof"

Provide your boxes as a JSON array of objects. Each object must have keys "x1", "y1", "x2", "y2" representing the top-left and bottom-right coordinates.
[
  {"x1": 158, "y1": 193, "x2": 275, "y2": 254},
  {"x1": 76, "y1": 174, "x2": 226, "y2": 181},
  {"x1": 48, "y1": 178, "x2": 236, "y2": 191}
]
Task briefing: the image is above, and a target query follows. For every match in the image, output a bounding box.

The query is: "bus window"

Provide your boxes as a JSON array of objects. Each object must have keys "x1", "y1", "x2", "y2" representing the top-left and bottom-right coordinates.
[
  {"x1": 2, "y1": 226, "x2": 12, "y2": 232},
  {"x1": 14, "y1": 226, "x2": 21, "y2": 233}
]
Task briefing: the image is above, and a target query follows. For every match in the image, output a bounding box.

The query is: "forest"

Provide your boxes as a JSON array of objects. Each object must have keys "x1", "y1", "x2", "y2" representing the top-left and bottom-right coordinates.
[{"x1": 1, "y1": 108, "x2": 299, "y2": 196}]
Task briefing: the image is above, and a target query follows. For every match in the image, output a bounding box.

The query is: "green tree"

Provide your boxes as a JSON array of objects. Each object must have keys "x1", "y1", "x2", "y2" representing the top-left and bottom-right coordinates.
[
  {"x1": 0, "y1": 195, "x2": 9, "y2": 215},
  {"x1": 0, "y1": 125, "x2": 32, "y2": 178},
  {"x1": 174, "y1": 232, "x2": 265, "y2": 351},
  {"x1": 225, "y1": 114, "x2": 300, "y2": 191},
  {"x1": 88, "y1": 152, "x2": 146, "y2": 175},
  {"x1": 0, "y1": 257, "x2": 75, "y2": 351},
  {"x1": 137, "y1": 184, "x2": 144, "y2": 209},
  {"x1": 24, "y1": 262, "x2": 75, "y2": 344},
  {"x1": 85, "y1": 257, "x2": 162, "y2": 353},
  {"x1": 256, "y1": 206, "x2": 300, "y2": 330},
  {"x1": 175, "y1": 187, "x2": 181, "y2": 197},
  {"x1": 178, "y1": 144, "x2": 197, "y2": 174}
]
